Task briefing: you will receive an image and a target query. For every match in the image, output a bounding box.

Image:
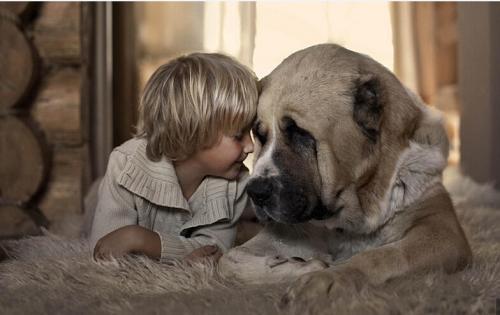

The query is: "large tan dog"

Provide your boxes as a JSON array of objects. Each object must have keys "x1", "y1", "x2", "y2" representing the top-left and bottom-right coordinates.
[{"x1": 219, "y1": 44, "x2": 472, "y2": 310}]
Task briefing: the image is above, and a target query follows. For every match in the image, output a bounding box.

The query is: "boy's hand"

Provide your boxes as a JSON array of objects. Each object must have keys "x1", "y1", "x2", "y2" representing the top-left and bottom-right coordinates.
[
  {"x1": 184, "y1": 245, "x2": 222, "y2": 263},
  {"x1": 93, "y1": 225, "x2": 161, "y2": 260}
]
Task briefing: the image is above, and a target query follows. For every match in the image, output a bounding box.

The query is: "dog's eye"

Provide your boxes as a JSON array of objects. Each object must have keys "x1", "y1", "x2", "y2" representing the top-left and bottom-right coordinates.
[
  {"x1": 282, "y1": 116, "x2": 316, "y2": 150},
  {"x1": 252, "y1": 121, "x2": 267, "y2": 144}
]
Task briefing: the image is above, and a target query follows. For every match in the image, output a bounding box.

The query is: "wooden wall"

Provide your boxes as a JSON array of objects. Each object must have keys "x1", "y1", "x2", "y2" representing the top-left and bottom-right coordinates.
[{"x1": 0, "y1": 3, "x2": 90, "y2": 238}]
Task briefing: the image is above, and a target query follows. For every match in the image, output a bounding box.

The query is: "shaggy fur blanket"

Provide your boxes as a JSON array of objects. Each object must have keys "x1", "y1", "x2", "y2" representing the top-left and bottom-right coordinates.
[{"x1": 1, "y1": 168, "x2": 499, "y2": 315}]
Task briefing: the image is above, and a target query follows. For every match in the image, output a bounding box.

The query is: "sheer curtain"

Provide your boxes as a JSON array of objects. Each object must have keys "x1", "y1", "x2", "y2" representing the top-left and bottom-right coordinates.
[
  {"x1": 392, "y1": 2, "x2": 459, "y2": 164},
  {"x1": 203, "y1": 2, "x2": 256, "y2": 68},
  {"x1": 137, "y1": 2, "x2": 395, "y2": 81},
  {"x1": 202, "y1": 2, "x2": 394, "y2": 79},
  {"x1": 392, "y1": 2, "x2": 458, "y2": 106},
  {"x1": 252, "y1": 2, "x2": 393, "y2": 78}
]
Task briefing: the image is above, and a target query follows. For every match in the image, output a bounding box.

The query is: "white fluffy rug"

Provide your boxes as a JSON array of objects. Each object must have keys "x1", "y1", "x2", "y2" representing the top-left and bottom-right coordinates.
[{"x1": 1, "y1": 167, "x2": 499, "y2": 314}]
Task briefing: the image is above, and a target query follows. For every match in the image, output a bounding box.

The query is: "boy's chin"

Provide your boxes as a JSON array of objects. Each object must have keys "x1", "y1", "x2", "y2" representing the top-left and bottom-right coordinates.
[{"x1": 219, "y1": 164, "x2": 243, "y2": 180}]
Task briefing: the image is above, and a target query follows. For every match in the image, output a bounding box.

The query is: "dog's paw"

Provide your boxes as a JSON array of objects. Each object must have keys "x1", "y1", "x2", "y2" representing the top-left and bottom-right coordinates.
[
  {"x1": 279, "y1": 268, "x2": 367, "y2": 314},
  {"x1": 219, "y1": 247, "x2": 261, "y2": 278},
  {"x1": 280, "y1": 270, "x2": 335, "y2": 312},
  {"x1": 265, "y1": 255, "x2": 288, "y2": 268},
  {"x1": 267, "y1": 256, "x2": 329, "y2": 277},
  {"x1": 265, "y1": 256, "x2": 327, "y2": 269},
  {"x1": 220, "y1": 249, "x2": 329, "y2": 284}
]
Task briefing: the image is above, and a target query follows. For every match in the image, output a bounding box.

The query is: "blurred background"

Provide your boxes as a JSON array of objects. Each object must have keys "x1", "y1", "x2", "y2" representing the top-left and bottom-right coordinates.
[{"x1": 0, "y1": 2, "x2": 499, "y2": 239}]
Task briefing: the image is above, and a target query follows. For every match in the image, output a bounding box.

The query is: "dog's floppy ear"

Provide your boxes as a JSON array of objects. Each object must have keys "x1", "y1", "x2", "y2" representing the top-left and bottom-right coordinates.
[{"x1": 353, "y1": 74, "x2": 383, "y2": 143}]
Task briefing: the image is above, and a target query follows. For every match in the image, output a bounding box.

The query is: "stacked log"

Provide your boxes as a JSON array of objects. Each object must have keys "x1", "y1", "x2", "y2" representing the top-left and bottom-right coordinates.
[
  {"x1": 0, "y1": 117, "x2": 47, "y2": 204},
  {"x1": 0, "y1": 17, "x2": 35, "y2": 110},
  {"x1": 0, "y1": 3, "x2": 88, "y2": 238},
  {"x1": 0, "y1": 3, "x2": 44, "y2": 238}
]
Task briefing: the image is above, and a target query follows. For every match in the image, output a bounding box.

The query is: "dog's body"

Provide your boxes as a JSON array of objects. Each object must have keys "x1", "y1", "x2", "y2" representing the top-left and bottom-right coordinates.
[{"x1": 219, "y1": 44, "x2": 471, "y2": 309}]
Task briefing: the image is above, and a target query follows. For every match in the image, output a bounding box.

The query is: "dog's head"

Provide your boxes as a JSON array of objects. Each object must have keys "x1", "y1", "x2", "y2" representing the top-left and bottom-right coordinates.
[{"x1": 248, "y1": 44, "x2": 425, "y2": 233}]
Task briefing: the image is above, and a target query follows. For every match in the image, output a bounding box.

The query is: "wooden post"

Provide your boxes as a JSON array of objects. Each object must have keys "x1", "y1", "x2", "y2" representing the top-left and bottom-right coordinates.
[
  {"x1": 112, "y1": 3, "x2": 138, "y2": 147},
  {"x1": 458, "y1": 3, "x2": 500, "y2": 188},
  {"x1": 91, "y1": 2, "x2": 114, "y2": 179}
]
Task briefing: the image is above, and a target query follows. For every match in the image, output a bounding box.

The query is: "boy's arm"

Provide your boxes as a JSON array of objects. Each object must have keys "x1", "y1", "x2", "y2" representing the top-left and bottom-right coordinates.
[
  {"x1": 93, "y1": 225, "x2": 161, "y2": 260},
  {"x1": 93, "y1": 161, "x2": 253, "y2": 261},
  {"x1": 94, "y1": 201, "x2": 250, "y2": 262},
  {"x1": 153, "y1": 217, "x2": 236, "y2": 261},
  {"x1": 89, "y1": 150, "x2": 138, "y2": 256},
  {"x1": 155, "y1": 178, "x2": 253, "y2": 262}
]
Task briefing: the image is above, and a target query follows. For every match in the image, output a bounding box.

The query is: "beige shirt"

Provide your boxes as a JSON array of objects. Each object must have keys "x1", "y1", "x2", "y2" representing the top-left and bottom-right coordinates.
[{"x1": 89, "y1": 138, "x2": 251, "y2": 262}]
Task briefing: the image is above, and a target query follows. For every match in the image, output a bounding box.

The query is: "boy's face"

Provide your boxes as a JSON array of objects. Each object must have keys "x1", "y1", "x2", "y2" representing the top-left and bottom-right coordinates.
[{"x1": 194, "y1": 130, "x2": 254, "y2": 180}]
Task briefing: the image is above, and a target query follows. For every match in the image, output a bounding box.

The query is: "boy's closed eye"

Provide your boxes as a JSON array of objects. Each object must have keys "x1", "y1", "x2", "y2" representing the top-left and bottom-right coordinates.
[
  {"x1": 232, "y1": 126, "x2": 253, "y2": 142},
  {"x1": 232, "y1": 132, "x2": 244, "y2": 141}
]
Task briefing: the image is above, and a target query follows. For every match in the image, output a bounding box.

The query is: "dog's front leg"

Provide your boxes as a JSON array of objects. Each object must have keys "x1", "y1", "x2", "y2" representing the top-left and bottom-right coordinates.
[
  {"x1": 219, "y1": 245, "x2": 329, "y2": 284},
  {"x1": 280, "y1": 210, "x2": 472, "y2": 313},
  {"x1": 219, "y1": 223, "x2": 331, "y2": 284}
]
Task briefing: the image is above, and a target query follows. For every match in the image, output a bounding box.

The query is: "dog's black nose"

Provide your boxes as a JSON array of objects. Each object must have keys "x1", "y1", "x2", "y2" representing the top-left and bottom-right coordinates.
[{"x1": 247, "y1": 178, "x2": 274, "y2": 207}]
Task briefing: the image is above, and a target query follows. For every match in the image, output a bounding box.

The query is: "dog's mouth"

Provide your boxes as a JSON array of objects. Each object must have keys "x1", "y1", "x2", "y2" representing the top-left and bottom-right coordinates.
[
  {"x1": 256, "y1": 205, "x2": 312, "y2": 224},
  {"x1": 311, "y1": 188, "x2": 345, "y2": 220},
  {"x1": 310, "y1": 201, "x2": 343, "y2": 221},
  {"x1": 256, "y1": 198, "x2": 339, "y2": 224},
  {"x1": 249, "y1": 177, "x2": 344, "y2": 224}
]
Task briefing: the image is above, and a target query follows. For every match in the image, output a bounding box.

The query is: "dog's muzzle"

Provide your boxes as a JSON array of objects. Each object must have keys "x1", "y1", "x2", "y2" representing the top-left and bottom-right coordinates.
[
  {"x1": 247, "y1": 177, "x2": 275, "y2": 208},
  {"x1": 247, "y1": 176, "x2": 335, "y2": 223}
]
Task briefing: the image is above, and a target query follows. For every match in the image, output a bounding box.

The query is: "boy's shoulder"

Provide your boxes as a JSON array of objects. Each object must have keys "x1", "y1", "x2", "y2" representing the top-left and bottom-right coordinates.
[{"x1": 113, "y1": 137, "x2": 147, "y2": 156}]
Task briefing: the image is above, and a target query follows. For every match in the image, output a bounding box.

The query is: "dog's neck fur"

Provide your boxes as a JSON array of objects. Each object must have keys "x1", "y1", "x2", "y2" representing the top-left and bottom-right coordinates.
[
  {"x1": 369, "y1": 98, "x2": 449, "y2": 231},
  {"x1": 376, "y1": 141, "x2": 447, "y2": 226}
]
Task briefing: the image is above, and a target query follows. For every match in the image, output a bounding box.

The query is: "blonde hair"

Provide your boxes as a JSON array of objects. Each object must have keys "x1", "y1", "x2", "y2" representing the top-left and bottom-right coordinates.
[{"x1": 136, "y1": 53, "x2": 258, "y2": 161}]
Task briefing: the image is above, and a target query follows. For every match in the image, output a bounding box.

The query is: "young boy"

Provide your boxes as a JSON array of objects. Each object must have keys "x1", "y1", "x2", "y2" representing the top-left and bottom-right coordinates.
[{"x1": 89, "y1": 52, "x2": 258, "y2": 262}]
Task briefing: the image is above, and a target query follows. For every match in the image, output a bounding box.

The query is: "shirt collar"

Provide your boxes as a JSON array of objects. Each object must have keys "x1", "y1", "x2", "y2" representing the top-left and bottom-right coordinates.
[{"x1": 117, "y1": 139, "x2": 191, "y2": 210}]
